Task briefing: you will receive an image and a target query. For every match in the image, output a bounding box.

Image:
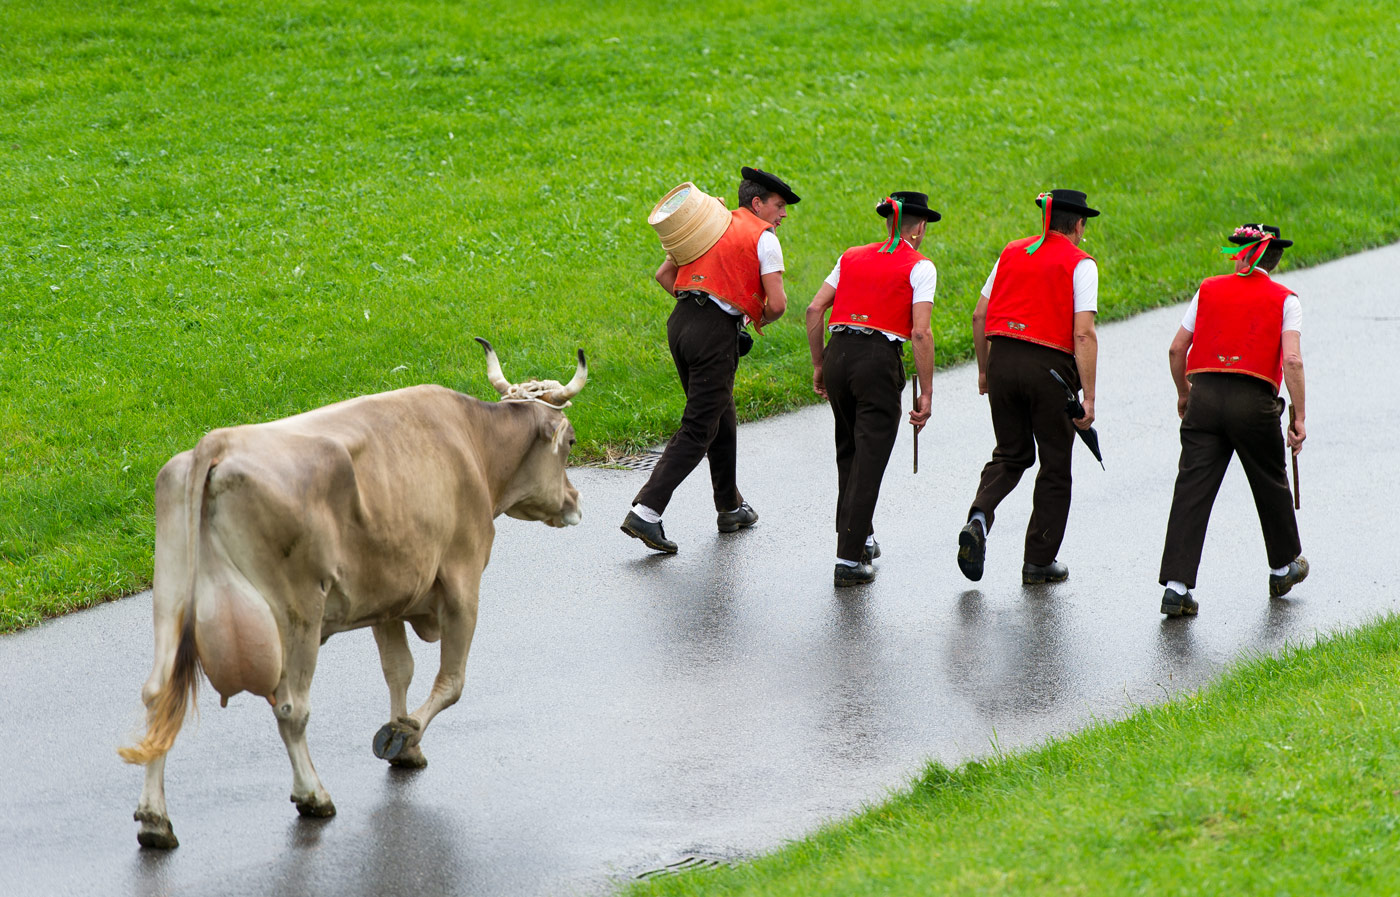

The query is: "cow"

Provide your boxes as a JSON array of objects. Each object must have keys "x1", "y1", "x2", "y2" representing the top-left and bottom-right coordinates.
[{"x1": 118, "y1": 338, "x2": 586, "y2": 849}]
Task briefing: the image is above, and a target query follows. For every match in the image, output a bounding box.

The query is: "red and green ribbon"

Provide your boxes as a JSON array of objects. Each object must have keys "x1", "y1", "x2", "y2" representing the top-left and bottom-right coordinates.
[
  {"x1": 1220, "y1": 234, "x2": 1273, "y2": 276},
  {"x1": 1025, "y1": 192, "x2": 1052, "y2": 255},
  {"x1": 879, "y1": 196, "x2": 903, "y2": 253}
]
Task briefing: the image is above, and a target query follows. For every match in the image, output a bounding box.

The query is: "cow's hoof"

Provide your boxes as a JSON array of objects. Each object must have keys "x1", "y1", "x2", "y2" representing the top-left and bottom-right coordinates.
[
  {"x1": 389, "y1": 743, "x2": 427, "y2": 769},
  {"x1": 134, "y1": 811, "x2": 178, "y2": 850},
  {"x1": 292, "y1": 792, "x2": 336, "y2": 818},
  {"x1": 372, "y1": 716, "x2": 421, "y2": 762}
]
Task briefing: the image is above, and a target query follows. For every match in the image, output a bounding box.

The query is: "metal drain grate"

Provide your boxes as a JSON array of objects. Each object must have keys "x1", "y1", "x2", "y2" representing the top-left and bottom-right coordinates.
[
  {"x1": 636, "y1": 855, "x2": 728, "y2": 880},
  {"x1": 586, "y1": 449, "x2": 664, "y2": 472}
]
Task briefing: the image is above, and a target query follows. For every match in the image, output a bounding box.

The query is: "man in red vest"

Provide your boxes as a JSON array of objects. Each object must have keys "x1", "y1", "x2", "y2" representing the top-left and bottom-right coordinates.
[
  {"x1": 1158, "y1": 224, "x2": 1308, "y2": 616},
  {"x1": 621, "y1": 166, "x2": 798, "y2": 553},
  {"x1": 806, "y1": 192, "x2": 939, "y2": 586},
  {"x1": 958, "y1": 189, "x2": 1100, "y2": 585}
]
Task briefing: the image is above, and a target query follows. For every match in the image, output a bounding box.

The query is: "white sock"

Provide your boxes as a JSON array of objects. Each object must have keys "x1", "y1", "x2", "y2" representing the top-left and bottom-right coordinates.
[
  {"x1": 971, "y1": 511, "x2": 988, "y2": 532},
  {"x1": 836, "y1": 558, "x2": 860, "y2": 567},
  {"x1": 1166, "y1": 580, "x2": 1188, "y2": 596},
  {"x1": 632, "y1": 504, "x2": 662, "y2": 524},
  {"x1": 1270, "y1": 565, "x2": 1289, "y2": 576},
  {"x1": 727, "y1": 506, "x2": 743, "y2": 515},
  {"x1": 865, "y1": 534, "x2": 875, "y2": 547}
]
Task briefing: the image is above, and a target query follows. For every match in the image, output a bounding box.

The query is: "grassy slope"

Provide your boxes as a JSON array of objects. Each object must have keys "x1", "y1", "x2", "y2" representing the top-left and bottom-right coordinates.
[
  {"x1": 2, "y1": 0, "x2": 1398, "y2": 627},
  {"x1": 633, "y1": 616, "x2": 1400, "y2": 896}
]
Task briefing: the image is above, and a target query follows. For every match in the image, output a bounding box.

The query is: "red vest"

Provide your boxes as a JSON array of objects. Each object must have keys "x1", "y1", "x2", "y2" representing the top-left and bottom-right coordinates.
[
  {"x1": 1186, "y1": 271, "x2": 1294, "y2": 391},
  {"x1": 829, "y1": 240, "x2": 928, "y2": 340},
  {"x1": 675, "y1": 208, "x2": 772, "y2": 332},
  {"x1": 984, "y1": 232, "x2": 1092, "y2": 354}
]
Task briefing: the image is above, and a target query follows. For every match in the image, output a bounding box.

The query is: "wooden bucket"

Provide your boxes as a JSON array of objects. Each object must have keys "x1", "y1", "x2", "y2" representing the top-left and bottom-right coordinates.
[{"x1": 648, "y1": 182, "x2": 731, "y2": 265}]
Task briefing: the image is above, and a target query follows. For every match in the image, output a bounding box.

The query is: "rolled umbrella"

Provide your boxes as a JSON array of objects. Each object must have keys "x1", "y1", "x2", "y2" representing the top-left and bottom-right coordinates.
[{"x1": 1049, "y1": 369, "x2": 1104, "y2": 470}]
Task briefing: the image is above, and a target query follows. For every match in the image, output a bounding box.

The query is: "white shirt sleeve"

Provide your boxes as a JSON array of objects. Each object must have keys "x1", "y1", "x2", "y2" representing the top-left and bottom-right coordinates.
[
  {"x1": 981, "y1": 260, "x2": 999, "y2": 299},
  {"x1": 1072, "y1": 258, "x2": 1098, "y2": 313},
  {"x1": 1282, "y1": 294, "x2": 1302, "y2": 333},
  {"x1": 1181, "y1": 292, "x2": 1200, "y2": 332},
  {"x1": 824, "y1": 257, "x2": 841, "y2": 289},
  {"x1": 757, "y1": 230, "x2": 784, "y2": 275},
  {"x1": 910, "y1": 259, "x2": 937, "y2": 304}
]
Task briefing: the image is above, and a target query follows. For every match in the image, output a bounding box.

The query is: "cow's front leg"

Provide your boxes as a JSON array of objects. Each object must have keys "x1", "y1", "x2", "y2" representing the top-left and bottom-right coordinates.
[
  {"x1": 371, "y1": 620, "x2": 426, "y2": 768},
  {"x1": 272, "y1": 624, "x2": 334, "y2": 817},
  {"x1": 380, "y1": 569, "x2": 481, "y2": 761}
]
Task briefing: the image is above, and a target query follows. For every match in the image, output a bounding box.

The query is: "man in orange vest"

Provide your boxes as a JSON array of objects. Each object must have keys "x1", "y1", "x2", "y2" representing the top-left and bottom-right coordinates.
[
  {"x1": 1158, "y1": 224, "x2": 1308, "y2": 617},
  {"x1": 621, "y1": 166, "x2": 798, "y2": 553},
  {"x1": 958, "y1": 189, "x2": 1100, "y2": 585},
  {"x1": 806, "y1": 192, "x2": 939, "y2": 586}
]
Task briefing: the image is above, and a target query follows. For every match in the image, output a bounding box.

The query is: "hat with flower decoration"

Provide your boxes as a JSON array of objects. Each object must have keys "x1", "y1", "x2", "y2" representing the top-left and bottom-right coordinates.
[
  {"x1": 873, "y1": 191, "x2": 940, "y2": 253},
  {"x1": 1023, "y1": 189, "x2": 1100, "y2": 255},
  {"x1": 1222, "y1": 223, "x2": 1292, "y2": 276}
]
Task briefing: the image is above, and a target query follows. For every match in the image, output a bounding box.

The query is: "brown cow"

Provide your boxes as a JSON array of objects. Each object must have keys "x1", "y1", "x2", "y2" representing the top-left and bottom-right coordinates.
[{"x1": 119, "y1": 338, "x2": 586, "y2": 849}]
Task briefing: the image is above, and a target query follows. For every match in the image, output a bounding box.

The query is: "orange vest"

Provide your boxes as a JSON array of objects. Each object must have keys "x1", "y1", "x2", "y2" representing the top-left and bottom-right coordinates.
[
  {"x1": 830, "y1": 240, "x2": 928, "y2": 340},
  {"x1": 984, "y1": 232, "x2": 1092, "y2": 355},
  {"x1": 1186, "y1": 271, "x2": 1294, "y2": 391},
  {"x1": 674, "y1": 208, "x2": 772, "y2": 333}
]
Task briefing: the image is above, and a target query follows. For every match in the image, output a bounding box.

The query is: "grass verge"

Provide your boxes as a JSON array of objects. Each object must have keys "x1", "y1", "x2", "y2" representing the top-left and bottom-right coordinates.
[
  {"x1": 630, "y1": 615, "x2": 1400, "y2": 896},
  {"x1": 3, "y1": 0, "x2": 1399, "y2": 628}
]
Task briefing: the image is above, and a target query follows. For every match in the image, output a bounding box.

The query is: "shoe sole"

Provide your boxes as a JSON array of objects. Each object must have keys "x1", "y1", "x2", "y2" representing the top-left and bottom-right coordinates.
[
  {"x1": 1022, "y1": 570, "x2": 1069, "y2": 585},
  {"x1": 834, "y1": 575, "x2": 875, "y2": 588},
  {"x1": 1160, "y1": 600, "x2": 1198, "y2": 617},
  {"x1": 717, "y1": 518, "x2": 757, "y2": 534},
  {"x1": 957, "y1": 530, "x2": 984, "y2": 582},
  {"x1": 1269, "y1": 572, "x2": 1308, "y2": 597},
  {"x1": 620, "y1": 523, "x2": 678, "y2": 554}
]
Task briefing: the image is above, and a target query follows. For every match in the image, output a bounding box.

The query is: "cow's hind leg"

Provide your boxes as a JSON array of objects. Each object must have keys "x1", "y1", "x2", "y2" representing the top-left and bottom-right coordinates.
[
  {"x1": 271, "y1": 623, "x2": 335, "y2": 817},
  {"x1": 371, "y1": 621, "x2": 426, "y2": 768},
  {"x1": 134, "y1": 754, "x2": 178, "y2": 848}
]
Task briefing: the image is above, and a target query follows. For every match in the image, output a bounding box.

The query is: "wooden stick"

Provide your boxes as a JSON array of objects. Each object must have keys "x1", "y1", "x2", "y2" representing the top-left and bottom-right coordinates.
[
  {"x1": 911, "y1": 376, "x2": 919, "y2": 474},
  {"x1": 1289, "y1": 403, "x2": 1300, "y2": 510}
]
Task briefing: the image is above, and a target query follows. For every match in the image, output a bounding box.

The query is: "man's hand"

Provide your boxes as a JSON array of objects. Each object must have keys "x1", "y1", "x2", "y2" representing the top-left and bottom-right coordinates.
[
  {"x1": 1073, "y1": 397, "x2": 1095, "y2": 430},
  {"x1": 1176, "y1": 390, "x2": 1190, "y2": 420},
  {"x1": 1287, "y1": 415, "x2": 1306, "y2": 454},
  {"x1": 909, "y1": 392, "x2": 931, "y2": 431},
  {"x1": 978, "y1": 369, "x2": 988, "y2": 396},
  {"x1": 812, "y1": 365, "x2": 827, "y2": 399}
]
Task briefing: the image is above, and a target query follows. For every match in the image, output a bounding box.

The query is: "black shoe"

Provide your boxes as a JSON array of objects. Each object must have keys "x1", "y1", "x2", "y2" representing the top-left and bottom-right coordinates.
[
  {"x1": 717, "y1": 501, "x2": 759, "y2": 533},
  {"x1": 861, "y1": 539, "x2": 881, "y2": 564},
  {"x1": 957, "y1": 521, "x2": 985, "y2": 582},
  {"x1": 1022, "y1": 560, "x2": 1069, "y2": 584},
  {"x1": 1160, "y1": 587, "x2": 1199, "y2": 617},
  {"x1": 621, "y1": 511, "x2": 678, "y2": 554},
  {"x1": 834, "y1": 562, "x2": 876, "y2": 587},
  {"x1": 1269, "y1": 556, "x2": 1309, "y2": 597}
]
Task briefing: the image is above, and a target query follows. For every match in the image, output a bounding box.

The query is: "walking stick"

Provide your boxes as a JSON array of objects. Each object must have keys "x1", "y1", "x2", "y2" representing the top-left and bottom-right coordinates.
[
  {"x1": 911, "y1": 377, "x2": 919, "y2": 474},
  {"x1": 1288, "y1": 403, "x2": 1300, "y2": 510}
]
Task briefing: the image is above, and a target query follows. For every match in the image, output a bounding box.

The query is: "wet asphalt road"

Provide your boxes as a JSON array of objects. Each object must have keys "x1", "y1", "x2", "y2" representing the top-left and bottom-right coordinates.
[{"x1": 3, "y1": 244, "x2": 1398, "y2": 897}]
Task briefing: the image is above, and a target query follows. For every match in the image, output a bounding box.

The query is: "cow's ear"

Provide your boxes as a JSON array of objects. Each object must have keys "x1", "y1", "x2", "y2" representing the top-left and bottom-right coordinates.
[{"x1": 549, "y1": 419, "x2": 569, "y2": 454}]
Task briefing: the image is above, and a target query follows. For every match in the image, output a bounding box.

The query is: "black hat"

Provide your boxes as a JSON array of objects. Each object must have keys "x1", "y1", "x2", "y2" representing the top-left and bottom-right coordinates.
[
  {"x1": 740, "y1": 166, "x2": 801, "y2": 204},
  {"x1": 877, "y1": 191, "x2": 941, "y2": 223},
  {"x1": 1035, "y1": 189, "x2": 1100, "y2": 218},
  {"x1": 1228, "y1": 223, "x2": 1292, "y2": 248}
]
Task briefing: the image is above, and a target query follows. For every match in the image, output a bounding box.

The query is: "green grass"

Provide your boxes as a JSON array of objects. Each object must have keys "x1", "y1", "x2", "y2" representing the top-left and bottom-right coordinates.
[
  {"x1": 3, "y1": 0, "x2": 1399, "y2": 628},
  {"x1": 631, "y1": 616, "x2": 1400, "y2": 896}
]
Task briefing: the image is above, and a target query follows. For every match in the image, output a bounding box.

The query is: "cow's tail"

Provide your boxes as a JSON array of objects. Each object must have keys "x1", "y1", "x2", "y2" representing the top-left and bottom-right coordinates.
[{"x1": 118, "y1": 436, "x2": 221, "y2": 766}]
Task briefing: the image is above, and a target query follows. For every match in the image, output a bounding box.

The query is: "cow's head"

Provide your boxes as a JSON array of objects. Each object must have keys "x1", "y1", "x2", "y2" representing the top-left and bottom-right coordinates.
[{"x1": 476, "y1": 337, "x2": 586, "y2": 527}]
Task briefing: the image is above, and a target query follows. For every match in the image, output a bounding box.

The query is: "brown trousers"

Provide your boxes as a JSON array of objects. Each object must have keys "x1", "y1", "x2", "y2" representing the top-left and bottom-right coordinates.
[
  {"x1": 634, "y1": 295, "x2": 743, "y2": 514},
  {"x1": 1158, "y1": 373, "x2": 1301, "y2": 587},
  {"x1": 969, "y1": 337, "x2": 1081, "y2": 566},
  {"x1": 824, "y1": 330, "x2": 906, "y2": 561}
]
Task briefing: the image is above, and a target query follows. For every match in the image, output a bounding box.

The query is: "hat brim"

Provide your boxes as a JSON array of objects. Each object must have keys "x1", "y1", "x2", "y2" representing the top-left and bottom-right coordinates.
[
  {"x1": 878, "y1": 202, "x2": 941, "y2": 223},
  {"x1": 1036, "y1": 198, "x2": 1099, "y2": 218},
  {"x1": 1228, "y1": 235, "x2": 1292, "y2": 248}
]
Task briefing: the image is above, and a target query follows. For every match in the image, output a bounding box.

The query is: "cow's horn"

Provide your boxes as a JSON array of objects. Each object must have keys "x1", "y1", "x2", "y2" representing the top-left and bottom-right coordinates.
[
  {"x1": 550, "y1": 348, "x2": 588, "y2": 403},
  {"x1": 475, "y1": 337, "x2": 512, "y2": 396}
]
